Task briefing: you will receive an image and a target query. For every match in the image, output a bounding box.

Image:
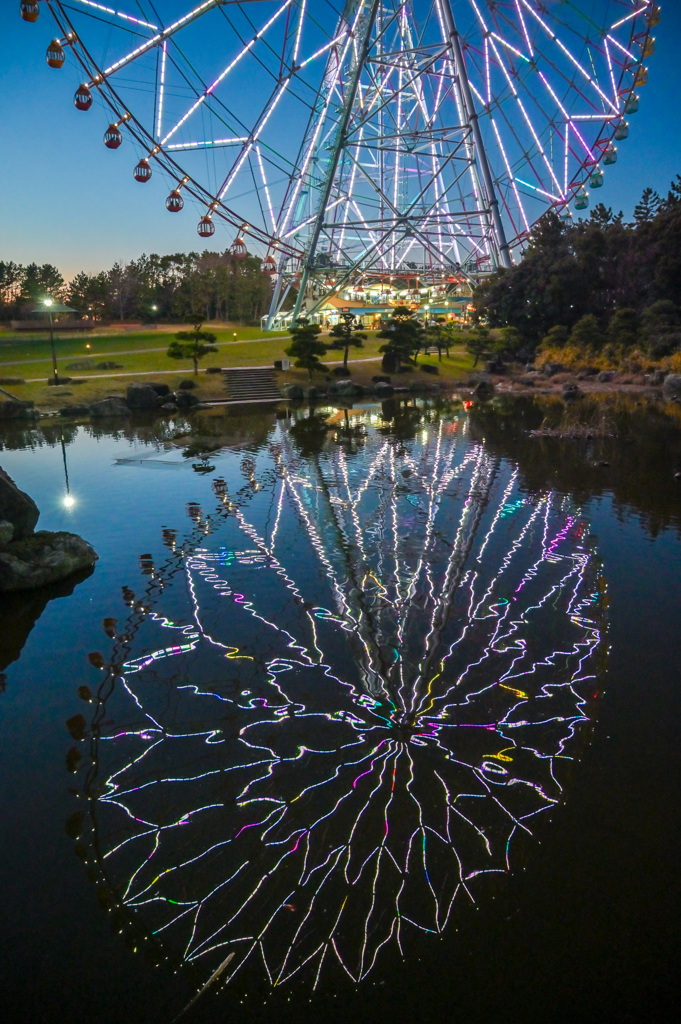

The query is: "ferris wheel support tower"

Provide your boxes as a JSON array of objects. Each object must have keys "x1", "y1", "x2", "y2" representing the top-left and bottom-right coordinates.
[
  {"x1": 282, "y1": 0, "x2": 513, "y2": 327},
  {"x1": 440, "y1": 1, "x2": 512, "y2": 271}
]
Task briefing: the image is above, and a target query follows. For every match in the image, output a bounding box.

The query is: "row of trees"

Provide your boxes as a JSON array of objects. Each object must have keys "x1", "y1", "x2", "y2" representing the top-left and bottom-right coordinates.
[
  {"x1": 0, "y1": 251, "x2": 274, "y2": 325},
  {"x1": 473, "y1": 178, "x2": 681, "y2": 359},
  {"x1": 286, "y1": 307, "x2": 458, "y2": 377}
]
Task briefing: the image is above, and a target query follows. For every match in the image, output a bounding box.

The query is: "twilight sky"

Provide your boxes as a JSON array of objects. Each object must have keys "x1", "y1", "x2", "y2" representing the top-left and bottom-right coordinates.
[{"x1": 1, "y1": 4, "x2": 681, "y2": 280}]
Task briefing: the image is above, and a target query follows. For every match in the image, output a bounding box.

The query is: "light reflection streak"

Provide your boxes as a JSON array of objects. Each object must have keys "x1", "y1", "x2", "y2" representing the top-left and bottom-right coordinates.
[{"x1": 73, "y1": 406, "x2": 606, "y2": 998}]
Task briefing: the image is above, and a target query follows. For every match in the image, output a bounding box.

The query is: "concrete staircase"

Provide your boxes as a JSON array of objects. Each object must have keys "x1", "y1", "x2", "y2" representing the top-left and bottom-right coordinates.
[{"x1": 221, "y1": 367, "x2": 281, "y2": 404}]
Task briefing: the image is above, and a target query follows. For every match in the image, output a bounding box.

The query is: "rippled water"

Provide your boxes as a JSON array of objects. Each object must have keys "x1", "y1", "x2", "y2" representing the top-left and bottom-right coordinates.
[{"x1": 1, "y1": 396, "x2": 680, "y2": 1024}]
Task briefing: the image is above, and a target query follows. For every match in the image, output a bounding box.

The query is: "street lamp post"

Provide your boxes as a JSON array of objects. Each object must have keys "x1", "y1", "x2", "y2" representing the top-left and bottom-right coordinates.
[
  {"x1": 45, "y1": 299, "x2": 57, "y2": 384},
  {"x1": 30, "y1": 298, "x2": 78, "y2": 385}
]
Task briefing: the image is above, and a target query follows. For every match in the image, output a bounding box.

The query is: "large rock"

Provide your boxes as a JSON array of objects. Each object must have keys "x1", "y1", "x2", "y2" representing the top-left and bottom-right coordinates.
[
  {"x1": 0, "y1": 520, "x2": 14, "y2": 547},
  {"x1": 662, "y1": 374, "x2": 681, "y2": 401},
  {"x1": 126, "y1": 383, "x2": 161, "y2": 410},
  {"x1": 283, "y1": 384, "x2": 303, "y2": 400},
  {"x1": 174, "y1": 390, "x2": 200, "y2": 408},
  {"x1": 374, "y1": 381, "x2": 394, "y2": 397},
  {"x1": 0, "y1": 531, "x2": 98, "y2": 592},
  {"x1": 89, "y1": 397, "x2": 131, "y2": 417},
  {"x1": 335, "y1": 379, "x2": 363, "y2": 396},
  {"x1": 0, "y1": 468, "x2": 40, "y2": 540}
]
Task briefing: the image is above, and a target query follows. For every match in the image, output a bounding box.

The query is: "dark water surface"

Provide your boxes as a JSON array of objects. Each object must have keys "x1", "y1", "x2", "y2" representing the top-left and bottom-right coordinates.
[{"x1": 1, "y1": 396, "x2": 680, "y2": 1024}]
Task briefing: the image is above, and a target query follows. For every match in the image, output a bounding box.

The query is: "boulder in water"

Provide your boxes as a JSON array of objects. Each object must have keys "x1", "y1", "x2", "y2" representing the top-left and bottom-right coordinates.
[
  {"x1": 662, "y1": 374, "x2": 681, "y2": 401},
  {"x1": 1, "y1": 464, "x2": 98, "y2": 592},
  {"x1": 126, "y1": 384, "x2": 162, "y2": 410},
  {"x1": 0, "y1": 468, "x2": 40, "y2": 540},
  {"x1": 89, "y1": 397, "x2": 131, "y2": 417},
  {"x1": 174, "y1": 390, "x2": 200, "y2": 408},
  {"x1": 0, "y1": 531, "x2": 98, "y2": 592}
]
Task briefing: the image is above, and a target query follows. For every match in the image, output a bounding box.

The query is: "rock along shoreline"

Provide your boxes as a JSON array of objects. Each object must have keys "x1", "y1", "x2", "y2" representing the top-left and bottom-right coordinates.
[{"x1": 0, "y1": 467, "x2": 97, "y2": 593}]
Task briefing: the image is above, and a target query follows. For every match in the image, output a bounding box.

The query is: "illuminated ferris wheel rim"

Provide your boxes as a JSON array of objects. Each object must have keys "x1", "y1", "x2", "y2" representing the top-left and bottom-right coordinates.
[{"x1": 26, "y1": 0, "x2": 657, "y2": 274}]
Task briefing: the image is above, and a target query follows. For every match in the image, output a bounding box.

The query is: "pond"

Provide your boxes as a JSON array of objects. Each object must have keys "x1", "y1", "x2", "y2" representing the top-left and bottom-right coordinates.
[{"x1": 1, "y1": 394, "x2": 680, "y2": 1024}]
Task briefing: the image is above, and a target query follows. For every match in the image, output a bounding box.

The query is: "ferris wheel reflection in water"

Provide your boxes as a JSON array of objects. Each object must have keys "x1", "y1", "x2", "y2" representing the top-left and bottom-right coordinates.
[{"x1": 69, "y1": 403, "x2": 607, "y2": 1004}]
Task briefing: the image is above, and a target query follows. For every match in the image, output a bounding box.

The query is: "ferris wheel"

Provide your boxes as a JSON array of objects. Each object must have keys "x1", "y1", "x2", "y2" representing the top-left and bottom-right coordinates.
[{"x1": 22, "y1": 1, "x2": 658, "y2": 325}]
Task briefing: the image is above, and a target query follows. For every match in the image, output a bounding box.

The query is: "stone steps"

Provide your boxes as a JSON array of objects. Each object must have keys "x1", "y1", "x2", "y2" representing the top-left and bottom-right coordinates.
[{"x1": 222, "y1": 367, "x2": 281, "y2": 403}]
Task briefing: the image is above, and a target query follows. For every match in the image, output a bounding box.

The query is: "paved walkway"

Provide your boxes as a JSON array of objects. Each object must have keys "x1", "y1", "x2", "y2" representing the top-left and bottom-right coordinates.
[{"x1": 24, "y1": 357, "x2": 380, "y2": 384}]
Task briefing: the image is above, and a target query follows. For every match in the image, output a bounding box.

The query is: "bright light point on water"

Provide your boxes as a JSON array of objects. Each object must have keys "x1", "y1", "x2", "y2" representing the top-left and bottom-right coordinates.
[{"x1": 63, "y1": 495, "x2": 76, "y2": 509}]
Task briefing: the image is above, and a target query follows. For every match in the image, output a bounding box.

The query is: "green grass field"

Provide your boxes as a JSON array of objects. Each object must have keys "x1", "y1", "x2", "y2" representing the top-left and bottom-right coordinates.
[
  {"x1": 0, "y1": 322, "x2": 475, "y2": 410},
  {"x1": 0, "y1": 323, "x2": 287, "y2": 365}
]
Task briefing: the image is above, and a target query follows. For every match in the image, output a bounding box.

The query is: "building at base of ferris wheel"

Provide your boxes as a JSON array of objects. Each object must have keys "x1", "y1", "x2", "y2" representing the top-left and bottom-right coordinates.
[{"x1": 263, "y1": 275, "x2": 475, "y2": 331}]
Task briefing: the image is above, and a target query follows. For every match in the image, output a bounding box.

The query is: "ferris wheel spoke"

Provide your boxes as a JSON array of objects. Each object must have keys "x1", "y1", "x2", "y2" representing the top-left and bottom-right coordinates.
[
  {"x1": 606, "y1": 30, "x2": 638, "y2": 62},
  {"x1": 488, "y1": 117, "x2": 529, "y2": 235},
  {"x1": 65, "y1": 0, "x2": 159, "y2": 32},
  {"x1": 512, "y1": 0, "x2": 534, "y2": 57},
  {"x1": 87, "y1": 0, "x2": 225, "y2": 84},
  {"x1": 518, "y1": 0, "x2": 621, "y2": 115},
  {"x1": 275, "y1": 19, "x2": 357, "y2": 240},
  {"x1": 485, "y1": 35, "x2": 565, "y2": 197},
  {"x1": 157, "y1": 0, "x2": 296, "y2": 149},
  {"x1": 611, "y1": 3, "x2": 653, "y2": 31}
]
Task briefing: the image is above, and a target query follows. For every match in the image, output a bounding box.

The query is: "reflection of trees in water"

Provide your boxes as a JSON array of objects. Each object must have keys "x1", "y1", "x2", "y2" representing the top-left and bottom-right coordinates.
[
  {"x1": 0, "y1": 409, "x2": 276, "y2": 460},
  {"x1": 0, "y1": 421, "x2": 79, "y2": 452},
  {"x1": 70, "y1": 408, "x2": 606, "y2": 1002},
  {"x1": 0, "y1": 567, "x2": 94, "y2": 690},
  {"x1": 469, "y1": 395, "x2": 681, "y2": 537}
]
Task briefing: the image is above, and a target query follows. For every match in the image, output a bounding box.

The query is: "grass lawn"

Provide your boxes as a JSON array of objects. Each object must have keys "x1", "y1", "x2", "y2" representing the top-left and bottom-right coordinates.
[
  {"x1": 0, "y1": 322, "x2": 476, "y2": 411},
  {"x1": 0, "y1": 323, "x2": 289, "y2": 366}
]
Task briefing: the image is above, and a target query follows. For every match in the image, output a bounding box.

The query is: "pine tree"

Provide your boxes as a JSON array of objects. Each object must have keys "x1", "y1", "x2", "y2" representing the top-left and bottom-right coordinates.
[
  {"x1": 285, "y1": 319, "x2": 327, "y2": 378},
  {"x1": 633, "y1": 187, "x2": 662, "y2": 225},
  {"x1": 541, "y1": 324, "x2": 570, "y2": 348},
  {"x1": 377, "y1": 306, "x2": 424, "y2": 371},
  {"x1": 327, "y1": 313, "x2": 366, "y2": 371},
  {"x1": 568, "y1": 314, "x2": 605, "y2": 351},
  {"x1": 167, "y1": 315, "x2": 218, "y2": 374},
  {"x1": 607, "y1": 308, "x2": 639, "y2": 350}
]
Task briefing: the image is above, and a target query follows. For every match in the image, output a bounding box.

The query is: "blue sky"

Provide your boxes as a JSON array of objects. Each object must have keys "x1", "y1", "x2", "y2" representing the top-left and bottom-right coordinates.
[{"x1": 2, "y1": 4, "x2": 681, "y2": 280}]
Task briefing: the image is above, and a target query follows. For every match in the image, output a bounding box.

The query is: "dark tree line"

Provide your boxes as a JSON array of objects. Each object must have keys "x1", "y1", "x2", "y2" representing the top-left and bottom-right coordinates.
[
  {"x1": 473, "y1": 177, "x2": 681, "y2": 358},
  {"x1": 0, "y1": 250, "x2": 273, "y2": 325}
]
